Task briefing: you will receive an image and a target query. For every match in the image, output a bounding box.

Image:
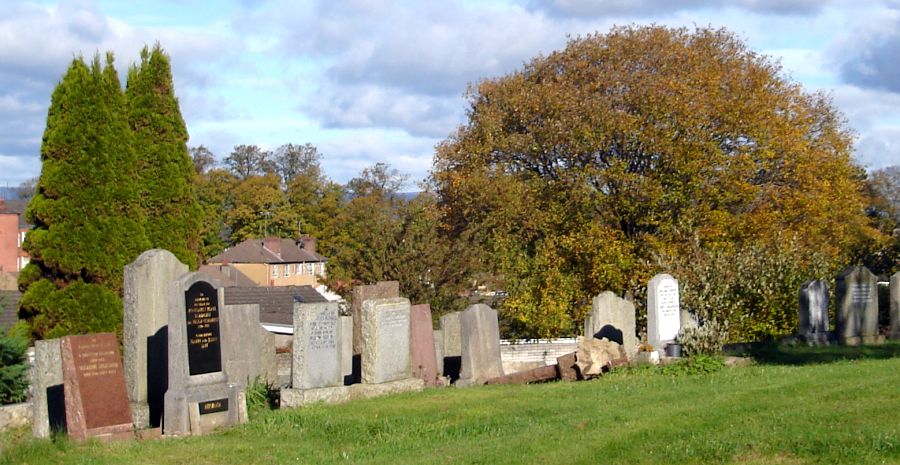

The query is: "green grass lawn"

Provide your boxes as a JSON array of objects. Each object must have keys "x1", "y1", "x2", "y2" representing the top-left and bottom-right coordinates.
[{"x1": 3, "y1": 342, "x2": 899, "y2": 465}]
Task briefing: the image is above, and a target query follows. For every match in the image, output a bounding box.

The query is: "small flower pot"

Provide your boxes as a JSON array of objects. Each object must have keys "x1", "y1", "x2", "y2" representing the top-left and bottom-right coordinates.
[{"x1": 665, "y1": 343, "x2": 683, "y2": 358}]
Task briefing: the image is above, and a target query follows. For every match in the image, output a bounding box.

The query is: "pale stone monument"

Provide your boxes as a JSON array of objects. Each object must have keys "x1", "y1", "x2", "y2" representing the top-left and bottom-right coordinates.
[
  {"x1": 799, "y1": 280, "x2": 830, "y2": 346},
  {"x1": 457, "y1": 304, "x2": 504, "y2": 386},
  {"x1": 647, "y1": 273, "x2": 681, "y2": 351},
  {"x1": 360, "y1": 297, "x2": 411, "y2": 384},
  {"x1": 291, "y1": 301, "x2": 342, "y2": 389},
  {"x1": 222, "y1": 303, "x2": 277, "y2": 388},
  {"x1": 163, "y1": 273, "x2": 247, "y2": 436},
  {"x1": 31, "y1": 339, "x2": 63, "y2": 439},
  {"x1": 439, "y1": 311, "x2": 462, "y2": 381},
  {"x1": 835, "y1": 265, "x2": 881, "y2": 345},
  {"x1": 123, "y1": 249, "x2": 188, "y2": 428},
  {"x1": 584, "y1": 291, "x2": 637, "y2": 360}
]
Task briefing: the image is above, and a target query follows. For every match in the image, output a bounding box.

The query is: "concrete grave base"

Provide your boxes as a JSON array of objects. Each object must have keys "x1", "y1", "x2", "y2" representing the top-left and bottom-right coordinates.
[{"x1": 280, "y1": 378, "x2": 424, "y2": 408}]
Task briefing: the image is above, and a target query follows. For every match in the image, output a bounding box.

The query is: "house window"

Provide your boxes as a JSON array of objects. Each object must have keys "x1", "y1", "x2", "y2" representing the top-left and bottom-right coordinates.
[
  {"x1": 295, "y1": 264, "x2": 301, "y2": 275},
  {"x1": 307, "y1": 263, "x2": 314, "y2": 275},
  {"x1": 272, "y1": 265, "x2": 278, "y2": 278},
  {"x1": 283, "y1": 264, "x2": 290, "y2": 277},
  {"x1": 318, "y1": 263, "x2": 325, "y2": 275}
]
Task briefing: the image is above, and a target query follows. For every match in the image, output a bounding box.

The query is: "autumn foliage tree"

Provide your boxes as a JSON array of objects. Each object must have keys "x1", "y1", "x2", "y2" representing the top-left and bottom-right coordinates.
[{"x1": 434, "y1": 25, "x2": 882, "y2": 339}]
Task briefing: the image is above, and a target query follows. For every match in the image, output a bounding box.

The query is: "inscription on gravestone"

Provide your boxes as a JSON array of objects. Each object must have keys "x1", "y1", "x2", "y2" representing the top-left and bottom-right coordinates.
[
  {"x1": 656, "y1": 278, "x2": 680, "y2": 341},
  {"x1": 199, "y1": 398, "x2": 228, "y2": 415},
  {"x1": 310, "y1": 311, "x2": 337, "y2": 351},
  {"x1": 185, "y1": 281, "x2": 222, "y2": 376},
  {"x1": 851, "y1": 283, "x2": 872, "y2": 304}
]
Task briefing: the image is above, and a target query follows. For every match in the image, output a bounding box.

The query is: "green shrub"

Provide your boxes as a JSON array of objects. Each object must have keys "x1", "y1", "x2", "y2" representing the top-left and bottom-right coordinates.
[
  {"x1": 246, "y1": 376, "x2": 279, "y2": 418},
  {"x1": 660, "y1": 355, "x2": 725, "y2": 376},
  {"x1": 0, "y1": 330, "x2": 29, "y2": 405},
  {"x1": 677, "y1": 318, "x2": 730, "y2": 356}
]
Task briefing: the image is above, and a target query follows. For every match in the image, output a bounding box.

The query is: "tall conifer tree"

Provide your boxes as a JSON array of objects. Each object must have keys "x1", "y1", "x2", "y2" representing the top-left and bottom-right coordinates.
[
  {"x1": 126, "y1": 44, "x2": 200, "y2": 268},
  {"x1": 19, "y1": 53, "x2": 149, "y2": 339}
]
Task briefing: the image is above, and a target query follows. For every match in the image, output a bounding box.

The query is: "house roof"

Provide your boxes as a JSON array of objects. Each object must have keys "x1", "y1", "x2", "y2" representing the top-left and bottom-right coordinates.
[
  {"x1": 0, "y1": 290, "x2": 21, "y2": 330},
  {"x1": 198, "y1": 264, "x2": 258, "y2": 288},
  {"x1": 223, "y1": 285, "x2": 329, "y2": 327},
  {"x1": 208, "y1": 237, "x2": 327, "y2": 265}
]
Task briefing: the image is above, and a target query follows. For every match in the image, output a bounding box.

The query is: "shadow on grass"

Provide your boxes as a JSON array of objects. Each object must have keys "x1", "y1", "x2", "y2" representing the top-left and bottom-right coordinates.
[{"x1": 724, "y1": 339, "x2": 900, "y2": 365}]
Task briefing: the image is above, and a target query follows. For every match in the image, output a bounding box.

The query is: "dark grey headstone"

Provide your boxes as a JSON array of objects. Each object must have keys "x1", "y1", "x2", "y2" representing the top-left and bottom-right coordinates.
[{"x1": 835, "y1": 265, "x2": 879, "y2": 345}]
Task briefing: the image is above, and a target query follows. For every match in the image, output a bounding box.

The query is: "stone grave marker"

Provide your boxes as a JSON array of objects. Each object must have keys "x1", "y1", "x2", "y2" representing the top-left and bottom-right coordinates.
[
  {"x1": 835, "y1": 265, "x2": 880, "y2": 345},
  {"x1": 584, "y1": 291, "x2": 637, "y2": 360},
  {"x1": 123, "y1": 249, "x2": 188, "y2": 428},
  {"x1": 340, "y1": 315, "x2": 353, "y2": 384},
  {"x1": 360, "y1": 297, "x2": 411, "y2": 384},
  {"x1": 439, "y1": 311, "x2": 462, "y2": 381},
  {"x1": 292, "y1": 301, "x2": 342, "y2": 389},
  {"x1": 799, "y1": 280, "x2": 830, "y2": 346},
  {"x1": 163, "y1": 273, "x2": 246, "y2": 436},
  {"x1": 433, "y1": 329, "x2": 444, "y2": 377},
  {"x1": 32, "y1": 338, "x2": 64, "y2": 439},
  {"x1": 647, "y1": 273, "x2": 681, "y2": 351},
  {"x1": 351, "y1": 281, "x2": 399, "y2": 355},
  {"x1": 891, "y1": 272, "x2": 899, "y2": 339},
  {"x1": 409, "y1": 304, "x2": 439, "y2": 386},
  {"x1": 60, "y1": 333, "x2": 133, "y2": 443},
  {"x1": 458, "y1": 304, "x2": 504, "y2": 386},
  {"x1": 222, "y1": 303, "x2": 277, "y2": 387}
]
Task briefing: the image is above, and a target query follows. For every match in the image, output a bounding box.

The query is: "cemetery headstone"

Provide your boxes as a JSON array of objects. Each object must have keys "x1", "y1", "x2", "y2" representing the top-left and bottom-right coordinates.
[
  {"x1": 32, "y1": 339, "x2": 64, "y2": 439},
  {"x1": 835, "y1": 265, "x2": 880, "y2": 345},
  {"x1": 439, "y1": 311, "x2": 462, "y2": 381},
  {"x1": 222, "y1": 303, "x2": 277, "y2": 387},
  {"x1": 409, "y1": 304, "x2": 440, "y2": 386},
  {"x1": 584, "y1": 291, "x2": 637, "y2": 360},
  {"x1": 799, "y1": 280, "x2": 830, "y2": 346},
  {"x1": 340, "y1": 315, "x2": 353, "y2": 384},
  {"x1": 163, "y1": 273, "x2": 246, "y2": 436},
  {"x1": 292, "y1": 301, "x2": 342, "y2": 389},
  {"x1": 433, "y1": 329, "x2": 444, "y2": 377},
  {"x1": 457, "y1": 304, "x2": 504, "y2": 386},
  {"x1": 360, "y1": 297, "x2": 411, "y2": 384},
  {"x1": 351, "y1": 281, "x2": 399, "y2": 355},
  {"x1": 60, "y1": 333, "x2": 133, "y2": 443},
  {"x1": 890, "y1": 272, "x2": 899, "y2": 339},
  {"x1": 123, "y1": 249, "x2": 188, "y2": 428},
  {"x1": 647, "y1": 274, "x2": 681, "y2": 351}
]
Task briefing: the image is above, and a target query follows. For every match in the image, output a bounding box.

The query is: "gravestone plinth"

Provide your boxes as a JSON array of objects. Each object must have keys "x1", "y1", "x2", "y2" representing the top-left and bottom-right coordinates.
[
  {"x1": 292, "y1": 301, "x2": 342, "y2": 389},
  {"x1": 123, "y1": 249, "x2": 188, "y2": 428},
  {"x1": 799, "y1": 280, "x2": 830, "y2": 346},
  {"x1": 584, "y1": 291, "x2": 637, "y2": 360},
  {"x1": 410, "y1": 304, "x2": 440, "y2": 386},
  {"x1": 836, "y1": 265, "x2": 881, "y2": 345},
  {"x1": 439, "y1": 311, "x2": 462, "y2": 381},
  {"x1": 60, "y1": 333, "x2": 133, "y2": 443},
  {"x1": 647, "y1": 274, "x2": 681, "y2": 351},
  {"x1": 32, "y1": 339, "x2": 64, "y2": 439},
  {"x1": 890, "y1": 272, "x2": 899, "y2": 339},
  {"x1": 360, "y1": 297, "x2": 411, "y2": 384},
  {"x1": 163, "y1": 273, "x2": 247, "y2": 436},
  {"x1": 457, "y1": 304, "x2": 504, "y2": 387}
]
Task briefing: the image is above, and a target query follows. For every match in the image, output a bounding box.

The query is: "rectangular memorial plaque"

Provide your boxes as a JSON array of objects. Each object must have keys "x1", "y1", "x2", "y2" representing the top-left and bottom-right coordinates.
[
  {"x1": 185, "y1": 281, "x2": 222, "y2": 376},
  {"x1": 198, "y1": 398, "x2": 229, "y2": 415},
  {"x1": 60, "y1": 333, "x2": 133, "y2": 442}
]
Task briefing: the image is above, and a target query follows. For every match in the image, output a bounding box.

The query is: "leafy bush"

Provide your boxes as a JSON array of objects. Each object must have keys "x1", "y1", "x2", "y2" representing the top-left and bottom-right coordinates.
[
  {"x1": 246, "y1": 376, "x2": 278, "y2": 418},
  {"x1": 0, "y1": 330, "x2": 29, "y2": 405},
  {"x1": 677, "y1": 319, "x2": 730, "y2": 356},
  {"x1": 660, "y1": 355, "x2": 725, "y2": 376}
]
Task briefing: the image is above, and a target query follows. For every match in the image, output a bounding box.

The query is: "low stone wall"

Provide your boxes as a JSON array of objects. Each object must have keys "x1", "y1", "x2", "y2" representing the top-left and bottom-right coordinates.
[
  {"x1": 499, "y1": 338, "x2": 578, "y2": 374},
  {"x1": 0, "y1": 402, "x2": 32, "y2": 432}
]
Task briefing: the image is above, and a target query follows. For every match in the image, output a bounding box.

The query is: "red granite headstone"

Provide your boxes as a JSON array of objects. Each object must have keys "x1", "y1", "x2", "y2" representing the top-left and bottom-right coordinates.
[
  {"x1": 409, "y1": 304, "x2": 440, "y2": 386},
  {"x1": 60, "y1": 333, "x2": 133, "y2": 443}
]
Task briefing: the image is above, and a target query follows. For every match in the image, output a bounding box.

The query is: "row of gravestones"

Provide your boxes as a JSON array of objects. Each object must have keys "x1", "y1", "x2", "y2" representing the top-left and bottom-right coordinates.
[
  {"x1": 32, "y1": 249, "x2": 276, "y2": 442},
  {"x1": 584, "y1": 267, "x2": 900, "y2": 359},
  {"x1": 281, "y1": 282, "x2": 507, "y2": 407},
  {"x1": 799, "y1": 266, "x2": 900, "y2": 346}
]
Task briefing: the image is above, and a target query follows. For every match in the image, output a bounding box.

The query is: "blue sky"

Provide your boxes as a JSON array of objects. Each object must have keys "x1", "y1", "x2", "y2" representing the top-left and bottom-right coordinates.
[{"x1": 1, "y1": 0, "x2": 899, "y2": 189}]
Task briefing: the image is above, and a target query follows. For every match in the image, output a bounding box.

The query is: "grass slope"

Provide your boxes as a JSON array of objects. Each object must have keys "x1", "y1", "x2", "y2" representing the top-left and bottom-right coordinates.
[{"x1": 3, "y1": 344, "x2": 899, "y2": 465}]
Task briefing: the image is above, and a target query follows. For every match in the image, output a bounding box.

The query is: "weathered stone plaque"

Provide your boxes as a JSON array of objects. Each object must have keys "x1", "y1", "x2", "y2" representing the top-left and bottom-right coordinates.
[
  {"x1": 410, "y1": 304, "x2": 440, "y2": 386},
  {"x1": 60, "y1": 333, "x2": 132, "y2": 443},
  {"x1": 293, "y1": 301, "x2": 342, "y2": 389},
  {"x1": 185, "y1": 281, "x2": 222, "y2": 375},
  {"x1": 360, "y1": 297, "x2": 411, "y2": 384},
  {"x1": 836, "y1": 265, "x2": 880, "y2": 345},
  {"x1": 458, "y1": 304, "x2": 504, "y2": 387},
  {"x1": 584, "y1": 291, "x2": 637, "y2": 360},
  {"x1": 799, "y1": 280, "x2": 829, "y2": 346},
  {"x1": 647, "y1": 273, "x2": 681, "y2": 351}
]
